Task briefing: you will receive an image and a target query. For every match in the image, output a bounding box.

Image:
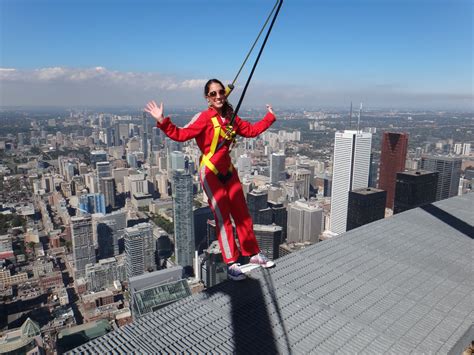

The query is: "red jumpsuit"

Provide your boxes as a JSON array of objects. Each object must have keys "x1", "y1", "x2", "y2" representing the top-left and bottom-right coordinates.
[{"x1": 157, "y1": 108, "x2": 275, "y2": 263}]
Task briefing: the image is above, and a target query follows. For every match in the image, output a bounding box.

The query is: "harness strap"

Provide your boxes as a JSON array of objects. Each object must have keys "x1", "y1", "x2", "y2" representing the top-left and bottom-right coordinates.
[{"x1": 200, "y1": 116, "x2": 235, "y2": 177}]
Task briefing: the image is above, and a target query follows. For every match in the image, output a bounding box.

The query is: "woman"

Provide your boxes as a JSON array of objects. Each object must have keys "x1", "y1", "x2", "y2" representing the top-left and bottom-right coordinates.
[{"x1": 145, "y1": 79, "x2": 276, "y2": 281}]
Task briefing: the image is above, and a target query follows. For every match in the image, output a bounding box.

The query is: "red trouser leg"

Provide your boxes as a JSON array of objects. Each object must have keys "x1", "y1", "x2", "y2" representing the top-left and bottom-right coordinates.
[
  {"x1": 226, "y1": 169, "x2": 260, "y2": 257},
  {"x1": 200, "y1": 166, "x2": 240, "y2": 263}
]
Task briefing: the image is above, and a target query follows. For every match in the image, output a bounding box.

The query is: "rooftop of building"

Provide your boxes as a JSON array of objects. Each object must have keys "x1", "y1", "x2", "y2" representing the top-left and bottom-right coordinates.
[
  {"x1": 69, "y1": 193, "x2": 473, "y2": 354},
  {"x1": 398, "y1": 169, "x2": 438, "y2": 177},
  {"x1": 351, "y1": 187, "x2": 385, "y2": 195}
]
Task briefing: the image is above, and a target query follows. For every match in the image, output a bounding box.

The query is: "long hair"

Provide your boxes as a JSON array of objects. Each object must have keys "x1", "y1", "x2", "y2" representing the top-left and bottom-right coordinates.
[{"x1": 204, "y1": 79, "x2": 234, "y2": 119}]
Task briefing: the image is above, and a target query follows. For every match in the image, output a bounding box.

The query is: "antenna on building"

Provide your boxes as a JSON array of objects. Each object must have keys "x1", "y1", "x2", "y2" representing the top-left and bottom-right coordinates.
[
  {"x1": 357, "y1": 102, "x2": 362, "y2": 133},
  {"x1": 349, "y1": 101, "x2": 353, "y2": 129}
]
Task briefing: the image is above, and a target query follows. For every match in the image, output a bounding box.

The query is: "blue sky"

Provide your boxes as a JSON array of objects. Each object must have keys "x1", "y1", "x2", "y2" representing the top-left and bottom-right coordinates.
[{"x1": 0, "y1": 0, "x2": 472, "y2": 109}]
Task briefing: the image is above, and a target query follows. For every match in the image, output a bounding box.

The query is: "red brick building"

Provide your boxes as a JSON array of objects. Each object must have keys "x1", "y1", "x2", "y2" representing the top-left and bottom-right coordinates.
[{"x1": 378, "y1": 132, "x2": 408, "y2": 209}]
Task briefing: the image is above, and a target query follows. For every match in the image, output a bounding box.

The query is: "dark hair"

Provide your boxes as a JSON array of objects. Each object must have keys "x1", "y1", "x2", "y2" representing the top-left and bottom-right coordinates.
[{"x1": 204, "y1": 79, "x2": 234, "y2": 118}]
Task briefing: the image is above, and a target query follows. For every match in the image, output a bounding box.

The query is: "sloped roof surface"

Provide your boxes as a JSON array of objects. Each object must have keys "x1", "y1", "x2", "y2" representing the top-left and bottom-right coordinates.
[{"x1": 69, "y1": 194, "x2": 473, "y2": 354}]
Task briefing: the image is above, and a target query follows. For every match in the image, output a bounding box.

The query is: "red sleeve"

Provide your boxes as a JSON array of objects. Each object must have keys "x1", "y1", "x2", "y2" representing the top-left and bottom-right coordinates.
[
  {"x1": 234, "y1": 112, "x2": 276, "y2": 138},
  {"x1": 156, "y1": 112, "x2": 206, "y2": 142}
]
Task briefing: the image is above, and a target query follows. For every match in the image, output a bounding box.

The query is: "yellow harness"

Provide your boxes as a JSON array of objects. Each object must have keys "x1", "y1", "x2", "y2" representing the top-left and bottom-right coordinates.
[{"x1": 200, "y1": 116, "x2": 236, "y2": 178}]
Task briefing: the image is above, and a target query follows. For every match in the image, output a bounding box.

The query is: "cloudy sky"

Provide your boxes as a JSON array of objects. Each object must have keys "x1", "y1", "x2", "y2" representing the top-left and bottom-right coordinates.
[{"x1": 0, "y1": 0, "x2": 472, "y2": 110}]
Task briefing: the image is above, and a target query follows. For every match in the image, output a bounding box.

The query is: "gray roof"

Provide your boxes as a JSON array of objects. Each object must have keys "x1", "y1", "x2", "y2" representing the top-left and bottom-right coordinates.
[{"x1": 69, "y1": 193, "x2": 473, "y2": 354}]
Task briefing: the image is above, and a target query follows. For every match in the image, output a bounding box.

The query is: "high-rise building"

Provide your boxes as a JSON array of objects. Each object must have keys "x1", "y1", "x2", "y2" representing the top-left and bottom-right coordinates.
[
  {"x1": 347, "y1": 188, "x2": 386, "y2": 231},
  {"x1": 247, "y1": 189, "x2": 272, "y2": 225},
  {"x1": 170, "y1": 151, "x2": 185, "y2": 171},
  {"x1": 237, "y1": 154, "x2": 252, "y2": 176},
  {"x1": 142, "y1": 112, "x2": 148, "y2": 163},
  {"x1": 253, "y1": 224, "x2": 283, "y2": 260},
  {"x1": 93, "y1": 211, "x2": 126, "y2": 259},
  {"x1": 378, "y1": 132, "x2": 408, "y2": 209},
  {"x1": 172, "y1": 169, "x2": 195, "y2": 268},
  {"x1": 394, "y1": 170, "x2": 438, "y2": 214},
  {"x1": 293, "y1": 168, "x2": 311, "y2": 200},
  {"x1": 96, "y1": 161, "x2": 112, "y2": 179},
  {"x1": 462, "y1": 143, "x2": 471, "y2": 156},
  {"x1": 127, "y1": 153, "x2": 138, "y2": 168},
  {"x1": 420, "y1": 156, "x2": 462, "y2": 201},
  {"x1": 79, "y1": 193, "x2": 106, "y2": 215},
  {"x1": 124, "y1": 223, "x2": 155, "y2": 279},
  {"x1": 287, "y1": 200, "x2": 323, "y2": 243},
  {"x1": 454, "y1": 143, "x2": 463, "y2": 155},
  {"x1": 99, "y1": 177, "x2": 116, "y2": 210},
  {"x1": 270, "y1": 152, "x2": 286, "y2": 184},
  {"x1": 200, "y1": 241, "x2": 227, "y2": 288},
  {"x1": 268, "y1": 200, "x2": 287, "y2": 242},
  {"x1": 85, "y1": 257, "x2": 126, "y2": 292},
  {"x1": 90, "y1": 150, "x2": 107, "y2": 168},
  {"x1": 330, "y1": 130, "x2": 372, "y2": 234},
  {"x1": 71, "y1": 216, "x2": 96, "y2": 278}
]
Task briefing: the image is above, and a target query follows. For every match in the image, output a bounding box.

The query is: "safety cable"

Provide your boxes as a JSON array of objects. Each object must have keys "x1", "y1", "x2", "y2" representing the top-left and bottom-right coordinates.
[
  {"x1": 219, "y1": 0, "x2": 284, "y2": 150},
  {"x1": 228, "y1": 0, "x2": 280, "y2": 89}
]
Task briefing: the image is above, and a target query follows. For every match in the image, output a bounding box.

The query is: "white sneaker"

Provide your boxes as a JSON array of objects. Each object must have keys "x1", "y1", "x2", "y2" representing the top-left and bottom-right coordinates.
[
  {"x1": 227, "y1": 263, "x2": 246, "y2": 281},
  {"x1": 249, "y1": 253, "x2": 275, "y2": 268}
]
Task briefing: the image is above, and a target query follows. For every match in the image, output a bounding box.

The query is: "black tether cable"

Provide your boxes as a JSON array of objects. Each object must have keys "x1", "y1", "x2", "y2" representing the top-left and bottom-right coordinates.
[
  {"x1": 228, "y1": 0, "x2": 279, "y2": 90},
  {"x1": 218, "y1": 0, "x2": 284, "y2": 150}
]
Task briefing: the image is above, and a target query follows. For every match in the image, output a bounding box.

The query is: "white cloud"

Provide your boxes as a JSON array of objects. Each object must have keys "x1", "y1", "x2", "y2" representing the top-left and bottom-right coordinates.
[{"x1": 0, "y1": 67, "x2": 471, "y2": 110}]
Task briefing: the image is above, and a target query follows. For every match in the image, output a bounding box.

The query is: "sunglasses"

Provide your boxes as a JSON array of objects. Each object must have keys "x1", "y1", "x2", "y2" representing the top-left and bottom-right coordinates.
[{"x1": 208, "y1": 89, "x2": 226, "y2": 98}]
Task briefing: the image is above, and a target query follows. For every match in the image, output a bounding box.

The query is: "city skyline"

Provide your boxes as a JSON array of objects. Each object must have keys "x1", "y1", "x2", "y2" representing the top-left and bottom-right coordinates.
[{"x1": 0, "y1": 0, "x2": 472, "y2": 110}]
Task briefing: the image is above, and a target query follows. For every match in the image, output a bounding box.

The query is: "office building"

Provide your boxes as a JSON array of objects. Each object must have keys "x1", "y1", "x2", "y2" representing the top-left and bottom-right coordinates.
[
  {"x1": 170, "y1": 151, "x2": 185, "y2": 171},
  {"x1": 96, "y1": 161, "x2": 112, "y2": 179},
  {"x1": 462, "y1": 143, "x2": 471, "y2": 156},
  {"x1": 71, "y1": 216, "x2": 96, "y2": 278},
  {"x1": 420, "y1": 156, "x2": 462, "y2": 201},
  {"x1": 99, "y1": 177, "x2": 116, "y2": 210},
  {"x1": 172, "y1": 169, "x2": 195, "y2": 268},
  {"x1": 394, "y1": 170, "x2": 438, "y2": 214},
  {"x1": 124, "y1": 223, "x2": 155, "y2": 279},
  {"x1": 270, "y1": 152, "x2": 286, "y2": 184},
  {"x1": 287, "y1": 200, "x2": 324, "y2": 243},
  {"x1": 90, "y1": 150, "x2": 107, "y2": 168},
  {"x1": 79, "y1": 193, "x2": 106, "y2": 215},
  {"x1": 247, "y1": 188, "x2": 272, "y2": 225},
  {"x1": 253, "y1": 224, "x2": 283, "y2": 260},
  {"x1": 199, "y1": 241, "x2": 227, "y2": 288},
  {"x1": 142, "y1": 112, "x2": 149, "y2": 162},
  {"x1": 378, "y1": 132, "x2": 408, "y2": 209},
  {"x1": 85, "y1": 257, "x2": 126, "y2": 292},
  {"x1": 330, "y1": 130, "x2": 372, "y2": 234},
  {"x1": 347, "y1": 188, "x2": 386, "y2": 231}
]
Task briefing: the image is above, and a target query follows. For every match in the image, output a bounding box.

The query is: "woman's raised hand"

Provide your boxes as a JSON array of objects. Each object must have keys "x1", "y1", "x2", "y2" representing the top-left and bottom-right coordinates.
[
  {"x1": 266, "y1": 104, "x2": 274, "y2": 116},
  {"x1": 145, "y1": 101, "x2": 165, "y2": 124}
]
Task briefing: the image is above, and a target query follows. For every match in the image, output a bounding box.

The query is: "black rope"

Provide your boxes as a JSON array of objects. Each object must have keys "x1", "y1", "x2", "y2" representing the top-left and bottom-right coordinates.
[
  {"x1": 230, "y1": 0, "x2": 279, "y2": 88},
  {"x1": 219, "y1": 0, "x2": 284, "y2": 150}
]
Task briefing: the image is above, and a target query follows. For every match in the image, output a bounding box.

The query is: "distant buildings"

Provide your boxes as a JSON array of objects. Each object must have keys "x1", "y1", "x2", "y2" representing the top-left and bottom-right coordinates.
[
  {"x1": 378, "y1": 132, "x2": 408, "y2": 209},
  {"x1": 330, "y1": 130, "x2": 372, "y2": 234},
  {"x1": 420, "y1": 156, "x2": 462, "y2": 201}
]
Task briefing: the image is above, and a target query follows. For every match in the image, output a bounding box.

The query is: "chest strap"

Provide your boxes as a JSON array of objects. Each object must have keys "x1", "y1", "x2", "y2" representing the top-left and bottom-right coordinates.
[{"x1": 200, "y1": 116, "x2": 235, "y2": 176}]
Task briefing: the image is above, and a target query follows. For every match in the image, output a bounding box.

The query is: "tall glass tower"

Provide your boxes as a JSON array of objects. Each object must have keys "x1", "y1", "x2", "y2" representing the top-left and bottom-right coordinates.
[
  {"x1": 329, "y1": 130, "x2": 372, "y2": 235},
  {"x1": 172, "y1": 169, "x2": 195, "y2": 268}
]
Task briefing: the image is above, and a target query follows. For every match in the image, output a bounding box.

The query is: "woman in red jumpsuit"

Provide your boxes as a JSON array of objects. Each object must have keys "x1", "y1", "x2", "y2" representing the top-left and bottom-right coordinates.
[{"x1": 145, "y1": 79, "x2": 275, "y2": 280}]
